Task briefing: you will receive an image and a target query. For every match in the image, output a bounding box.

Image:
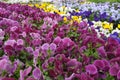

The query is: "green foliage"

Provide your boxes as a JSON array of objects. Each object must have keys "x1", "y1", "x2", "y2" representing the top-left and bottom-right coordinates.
[
  {"x1": 57, "y1": 75, "x2": 64, "y2": 80},
  {"x1": 84, "y1": 44, "x2": 99, "y2": 59},
  {"x1": 67, "y1": 31, "x2": 79, "y2": 38},
  {"x1": 3, "y1": 34, "x2": 9, "y2": 41},
  {"x1": 0, "y1": 50, "x2": 4, "y2": 57},
  {"x1": 13, "y1": 66, "x2": 21, "y2": 79},
  {"x1": 1, "y1": 70, "x2": 7, "y2": 77},
  {"x1": 105, "y1": 73, "x2": 115, "y2": 80},
  {"x1": 10, "y1": 55, "x2": 15, "y2": 62},
  {"x1": 43, "y1": 71, "x2": 52, "y2": 80},
  {"x1": 44, "y1": 76, "x2": 52, "y2": 80}
]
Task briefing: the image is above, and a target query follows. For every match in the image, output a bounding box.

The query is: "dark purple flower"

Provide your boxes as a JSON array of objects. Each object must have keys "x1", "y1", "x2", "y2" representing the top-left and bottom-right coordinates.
[
  {"x1": 80, "y1": 73, "x2": 94, "y2": 80},
  {"x1": 62, "y1": 37, "x2": 74, "y2": 47},
  {"x1": 2, "y1": 78, "x2": 15, "y2": 80},
  {"x1": 109, "y1": 64, "x2": 119, "y2": 76},
  {"x1": 32, "y1": 39, "x2": 41, "y2": 46},
  {"x1": 53, "y1": 36, "x2": 62, "y2": 45},
  {"x1": 4, "y1": 39, "x2": 16, "y2": 47},
  {"x1": 67, "y1": 59, "x2": 78, "y2": 68},
  {"x1": 85, "y1": 64, "x2": 98, "y2": 75},
  {"x1": 93, "y1": 60, "x2": 105, "y2": 70},
  {"x1": 115, "y1": 47, "x2": 120, "y2": 56},
  {"x1": 97, "y1": 46, "x2": 107, "y2": 58}
]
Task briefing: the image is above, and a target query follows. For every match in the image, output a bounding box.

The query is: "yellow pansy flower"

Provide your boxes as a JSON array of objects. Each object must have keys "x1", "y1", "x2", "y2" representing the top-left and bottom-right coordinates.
[
  {"x1": 102, "y1": 22, "x2": 113, "y2": 30},
  {"x1": 118, "y1": 24, "x2": 120, "y2": 29},
  {"x1": 109, "y1": 23, "x2": 113, "y2": 30},
  {"x1": 71, "y1": 16, "x2": 82, "y2": 23},
  {"x1": 103, "y1": 24, "x2": 110, "y2": 29},
  {"x1": 63, "y1": 17, "x2": 67, "y2": 22},
  {"x1": 35, "y1": 4, "x2": 40, "y2": 8},
  {"x1": 72, "y1": 16, "x2": 78, "y2": 20}
]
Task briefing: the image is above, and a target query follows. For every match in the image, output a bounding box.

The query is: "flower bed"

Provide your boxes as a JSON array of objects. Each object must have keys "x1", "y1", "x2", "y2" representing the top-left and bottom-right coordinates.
[{"x1": 0, "y1": 2, "x2": 120, "y2": 80}]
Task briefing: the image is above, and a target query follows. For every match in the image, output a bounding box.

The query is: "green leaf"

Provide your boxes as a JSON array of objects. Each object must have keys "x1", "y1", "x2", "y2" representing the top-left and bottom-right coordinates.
[
  {"x1": 0, "y1": 50, "x2": 4, "y2": 57},
  {"x1": 1, "y1": 70, "x2": 7, "y2": 77},
  {"x1": 44, "y1": 76, "x2": 52, "y2": 80},
  {"x1": 57, "y1": 75, "x2": 64, "y2": 80},
  {"x1": 13, "y1": 66, "x2": 21, "y2": 79},
  {"x1": 10, "y1": 55, "x2": 15, "y2": 62},
  {"x1": 105, "y1": 73, "x2": 114, "y2": 80}
]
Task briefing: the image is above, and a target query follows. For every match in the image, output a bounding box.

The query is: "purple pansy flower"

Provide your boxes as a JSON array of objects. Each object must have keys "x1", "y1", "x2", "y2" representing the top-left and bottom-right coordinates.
[{"x1": 85, "y1": 64, "x2": 98, "y2": 75}]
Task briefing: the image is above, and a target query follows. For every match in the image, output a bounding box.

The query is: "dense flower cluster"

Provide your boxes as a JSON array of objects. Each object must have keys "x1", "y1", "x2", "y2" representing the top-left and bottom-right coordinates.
[{"x1": 0, "y1": 1, "x2": 120, "y2": 80}]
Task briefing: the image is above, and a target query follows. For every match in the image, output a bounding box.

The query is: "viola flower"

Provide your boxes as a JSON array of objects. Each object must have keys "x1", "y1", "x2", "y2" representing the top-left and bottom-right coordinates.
[
  {"x1": 41, "y1": 43, "x2": 49, "y2": 51},
  {"x1": 63, "y1": 17, "x2": 68, "y2": 22},
  {"x1": 30, "y1": 33, "x2": 40, "y2": 39},
  {"x1": 67, "y1": 59, "x2": 82, "y2": 73},
  {"x1": 53, "y1": 36, "x2": 62, "y2": 45},
  {"x1": 80, "y1": 72, "x2": 94, "y2": 80},
  {"x1": 32, "y1": 39, "x2": 41, "y2": 46},
  {"x1": 10, "y1": 26, "x2": 18, "y2": 32},
  {"x1": 102, "y1": 21, "x2": 113, "y2": 30},
  {"x1": 118, "y1": 24, "x2": 120, "y2": 29},
  {"x1": 20, "y1": 32, "x2": 26, "y2": 38},
  {"x1": 4, "y1": 39, "x2": 16, "y2": 55},
  {"x1": 20, "y1": 66, "x2": 32, "y2": 80},
  {"x1": 15, "y1": 39, "x2": 24, "y2": 51},
  {"x1": 79, "y1": 20, "x2": 88, "y2": 28},
  {"x1": 93, "y1": 60, "x2": 105, "y2": 70},
  {"x1": 33, "y1": 48, "x2": 39, "y2": 58},
  {"x1": 26, "y1": 47, "x2": 33, "y2": 55},
  {"x1": 85, "y1": 64, "x2": 98, "y2": 75},
  {"x1": 109, "y1": 64, "x2": 119, "y2": 76},
  {"x1": 115, "y1": 47, "x2": 120, "y2": 56},
  {"x1": 49, "y1": 43, "x2": 57, "y2": 51},
  {"x1": 66, "y1": 59, "x2": 78, "y2": 68},
  {"x1": 32, "y1": 67, "x2": 42, "y2": 80},
  {"x1": 62, "y1": 37, "x2": 74, "y2": 47},
  {"x1": 0, "y1": 2, "x2": 120, "y2": 80},
  {"x1": 16, "y1": 39, "x2": 24, "y2": 46},
  {"x1": 4, "y1": 39, "x2": 16, "y2": 47},
  {"x1": 0, "y1": 58, "x2": 8, "y2": 72},
  {"x1": 97, "y1": 46, "x2": 107, "y2": 58},
  {"x1": 42, "y1": 60, "x2": 49, "y2": 71}
]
